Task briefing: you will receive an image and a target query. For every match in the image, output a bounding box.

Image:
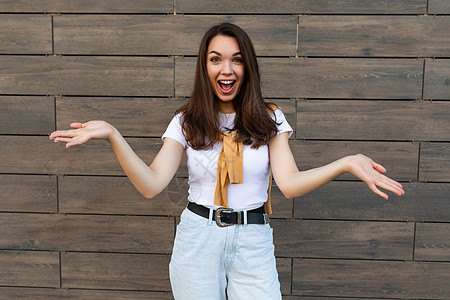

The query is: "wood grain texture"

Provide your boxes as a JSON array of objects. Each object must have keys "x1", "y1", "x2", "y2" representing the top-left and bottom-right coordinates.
[
  {"x1": 0, "y1": 0, "x2": 173, "y2": 13},
  {"x1": 0, "y1": 250, "x2": 59, "y2": 287},
  {"x1": 276, "y1": 257, "x2": 292, "y2": 296},
  {"x1": 0, "y1": 136, "x2": 189, "y2": 176},
  {"x1": 54, "y1": 15, "x2": 296, "y2": 56},
  {"x1": 272, "y1": 220, "x2": 413, "y2": 260},
  {"x1": 175, "y1": 57, "x2": 423, "y2": 99},
  {"x1": 415, "y1": 223, "x2": 450, "y2": 261},
  {"x1": 0, "y1": 213, "x2": 174, "y2": 253},
  {"x1": 176, "y1": 0, "x2": 426, "y2": 14},
  {"x1": 294, "y1": 182, "x2": 450, "y2": 222},
  {"x1": 59, "y1": 176, "x2": 188, "y2": 216},
  {"x1": 297, "y1": 100, "x2": 450, "y2": 141},
  {"x1": 424, "y1": 59, "x2": 450, "y2": 100},
  {"x1": 292, "y1": 259, "x2": 450, "y2": 298},
  {"x1": 298, "y1": 16, "x2": 450, "y2": 57},
  {"x1": 419, "y1": 142, "x2": 450, "y2": 182},
  {"x1": 56, "y1": 97, "x2": 185, "y2": 137},
  {"x1": 0, "y1": 56, "x2": 173, "y2": 97},
  {"x1": 0, "y1": 15, "x2": 51, "y2": 54},
  {"x1": 429, "y1": 0, "x2": 450, "y2": 13},
  {"x1": 0, "y1": 175, "x2": 57, "y2": 213},
  {"x1": 0, "y1": 288, "x2": 174, "y2": 300},
  {"x1": 290, "y1": 141, "x2": 418, "y2": 181},
  {"x1": 0, "y1": 96, "x2": 54, "y2": 134},
  {"x1": 61, "y1": 252, "x2": 171, "y2": 291}
]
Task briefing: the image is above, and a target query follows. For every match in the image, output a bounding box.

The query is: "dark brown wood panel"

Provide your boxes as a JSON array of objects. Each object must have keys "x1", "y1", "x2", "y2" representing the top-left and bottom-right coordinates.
[
  {"x1": 0, "y1": 250, "x2": 59, "y2": 287},
  {"x1": 175, "y1": 58, "x2": 423, "y2": 99},
  {"x1": 273, "y1": 220, "x2": 413, "y2": 260},
  {"x1": 424, "y1": 59, "x2": 450, "y2": 100},
  {"x1": 0, "y1": 214, "x2": 173, "y2": 253},
  {"x1": 415, "y1": 223, "x2": 450, "y2": 261},
  {"x1": 298, "y1": 16, "x2": 450, "y2": 57},
  {"x1": 0, "y1": 175, "x2": 57, "y2": 213},
  {"x1": 292, "y1": 259, "x2": 450, "y2": 298},
  {"x1": 59, "y1": 176, "x2": 187, "y2": 216},
  {"x1": 429, "y1": 0, "x2": 450, "y2": 13},
  {"x1": 0, "y1": 0, "x2": 173, "y2": 13},
  {"x1": 54, "y1": 15, "x2": 296, "y2": 56},
  {"x1": 0, "y1": 56, "x2": 173, "y2": 97},
  {"x1": 56, "y1": 97, "x2": 185, "y2": 137},
  {"x1": 0, "y1": 288, "x2": 174, "y2": 300},
  {"x1": 0, "y1": 15, "x2": 51, "y2": 54},
  {"x1": 276, "y1": 257, "x2": 292, "y2": 296},
  {"x1": 61, "y1": 252, "x2": 171, "y2": 291},
  {"x1": 297, "y1": 100, "x2": 450, "y2": 141},
  {"x1": 420, "y1": 142, "x2": 450, "y2": 182},
  {"x1": 176, "y1": 0, "x2": 426, "y2": 14},
  {"x1": 0, "y1": 96, "x2": 54, "y2": 134},
  {"x1": 290, "y1": 141, "x2": 418, "y2": 181},
  {"x1": 294, "y1": 182, "x2": 450, "y2": 222}
]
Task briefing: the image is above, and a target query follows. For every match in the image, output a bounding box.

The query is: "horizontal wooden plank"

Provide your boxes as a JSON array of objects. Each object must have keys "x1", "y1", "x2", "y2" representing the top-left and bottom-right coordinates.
[
  {"x1": 424, "y1": 59, "x2": 450, "y2": 100},
  {"x1": 429, "y1": 0, "x2": 450, "y2": 14},
  {"x1": 293, "y1": 259, "x2": 450, "y2": 298},
  {"x1": 415, "y1": 223, "x2": 450, "y2": 261},
  {"x1": 0, "y1": 56, "x2": 173, "y2": 97},
  {"x1": 0, "y1": 250, "x2": 59, "y2": 287},
  {"x1": 175, "y1": 57, "x2": 423, "y2": 99},
  {"x1": 0, "y1": 175, "x2": 57, "y2": 213},
  {"x1": 0, "y1": 0, "x2": 173, "y2": 13},
  {"x1": 0, "y1": 288, "x2": 174, "y2": 300},
  {"x1": 0, "y1": 15, "x2": 51, "y2": 54},
  {"x1": 298, "y1": 16, "x2": 450, "y2": 57},
  {"x1": 294, "y1": 182, "x2": 450, "y2": 222},
  {"x1": 56, "y1": 97, "x2": 184, "y2": 137},
  {"x1": 61, "y1": 252, "x2": 171, "y2": 291},
  {"x1": 276, "y1": 257, "x2": 291, "y2": 296},
  {"x1": 0, "y1": 136, "x2": 187, "y2": 176},
  {"x1": 59, "y1": 176, "x2": 187, "y2": 216},
  {"x1": 176, "y1": 0, "x2": 426, "y2": 13},
  {"x1": 54, "y1": 15, "x2": 296, "y2": 56},
  {"x1": 0, "y1": 96, "x2": 54, "y2": 134},
  {"x1": 0, "y1": 213, "x2": 174, "y2": 253},
  {"x1": 419, "y1": 142, "x2": 450, "y2": 182},
  {"x1": 297, "y1": 100, "x2": 450, "y2": 141},
  {"x1": 290, "y1": 141, "x2": 418, "y2": 181},
  {"x1": 273, "y1": 220, "x2": 413, "y2": 260}
]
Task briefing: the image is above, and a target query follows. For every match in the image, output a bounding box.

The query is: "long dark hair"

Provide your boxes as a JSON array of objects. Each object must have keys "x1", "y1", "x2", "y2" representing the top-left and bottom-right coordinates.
[{"x1": 177, "y1": 23, "x2": 278, "y2": 150}]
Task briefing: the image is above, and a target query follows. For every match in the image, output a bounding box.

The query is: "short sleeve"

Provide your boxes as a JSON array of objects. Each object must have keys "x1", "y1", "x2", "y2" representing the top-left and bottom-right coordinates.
[
  {"x1": 161, "y1": 113, "x2": 187, "y2": 148},
  {"x1": 272, "y1": 109, "x2": 293, "y2": 138}
]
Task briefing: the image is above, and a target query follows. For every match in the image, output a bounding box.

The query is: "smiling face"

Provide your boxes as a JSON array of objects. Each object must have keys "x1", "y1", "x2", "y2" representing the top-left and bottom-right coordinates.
[{"x1": 206, "y1": 35, "x2": 245, "y2": 113}]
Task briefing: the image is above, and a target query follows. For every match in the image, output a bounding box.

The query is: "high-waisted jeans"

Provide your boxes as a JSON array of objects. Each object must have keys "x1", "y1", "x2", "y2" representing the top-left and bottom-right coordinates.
[{"x1": 169, "y1": 207, "x2": 281, "y2": 300}]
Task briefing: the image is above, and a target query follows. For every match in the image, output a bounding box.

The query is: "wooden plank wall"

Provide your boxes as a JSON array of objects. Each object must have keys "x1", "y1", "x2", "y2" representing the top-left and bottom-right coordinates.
[{"x1": 0, "y1": 1, "x2": 449, "y2": 299}]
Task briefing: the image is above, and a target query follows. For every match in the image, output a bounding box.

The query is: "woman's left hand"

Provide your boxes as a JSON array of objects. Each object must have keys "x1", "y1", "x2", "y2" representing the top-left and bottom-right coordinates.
[{"x1": 346, "y1": 154, "x2": 405, "y2": 199}]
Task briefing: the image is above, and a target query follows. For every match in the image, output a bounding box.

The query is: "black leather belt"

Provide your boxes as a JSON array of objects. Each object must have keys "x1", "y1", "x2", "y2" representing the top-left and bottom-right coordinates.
[{"x1": 187, "y1": 202, "x2": 269, "y2": 227}]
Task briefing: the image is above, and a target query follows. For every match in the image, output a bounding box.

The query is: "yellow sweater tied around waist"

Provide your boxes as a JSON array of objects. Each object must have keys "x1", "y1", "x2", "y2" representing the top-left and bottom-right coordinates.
[{"x1": 213, "y1": 130, "x2": 273, "y2": 214}]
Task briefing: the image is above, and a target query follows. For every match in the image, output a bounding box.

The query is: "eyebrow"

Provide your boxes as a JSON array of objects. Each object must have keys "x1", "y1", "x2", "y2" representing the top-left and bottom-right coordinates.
[{"x1": 209, "y1": 50, "x2": 242, "y2": 57}]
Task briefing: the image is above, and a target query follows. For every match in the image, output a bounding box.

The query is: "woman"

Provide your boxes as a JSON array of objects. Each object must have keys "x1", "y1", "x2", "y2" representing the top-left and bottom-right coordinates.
[{"x1": 50, "y1": 23, "x2": 404, "y2": 299}]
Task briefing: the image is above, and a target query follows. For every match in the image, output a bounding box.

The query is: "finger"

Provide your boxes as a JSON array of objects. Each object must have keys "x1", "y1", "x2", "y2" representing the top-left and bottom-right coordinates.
[
  {"x1": 372, "y1": 161, "x2": 386, "y2": 173},
  {"x1": 50, "y1": 130, "x2": 79, "y2": 139},
  {"x1": 368, "y1": 183, "x2": 388, "y2": 200},
  {"x1": 70, "y1": 122, "x2": 84, "y2": 129},
  {"x1": 376, "y1": 177, "x2": 404, "y2": 196}
]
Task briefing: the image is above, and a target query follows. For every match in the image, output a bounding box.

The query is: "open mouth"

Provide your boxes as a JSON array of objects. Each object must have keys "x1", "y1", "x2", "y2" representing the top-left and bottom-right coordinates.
[{"x1": 218, "y1": 80, "x2": 236, "y2": 94}]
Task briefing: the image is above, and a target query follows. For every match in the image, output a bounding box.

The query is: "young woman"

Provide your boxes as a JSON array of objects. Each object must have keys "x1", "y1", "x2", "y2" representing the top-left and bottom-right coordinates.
[{"x1": 50, "y1": 23, "x2": 404, "y2": 300}]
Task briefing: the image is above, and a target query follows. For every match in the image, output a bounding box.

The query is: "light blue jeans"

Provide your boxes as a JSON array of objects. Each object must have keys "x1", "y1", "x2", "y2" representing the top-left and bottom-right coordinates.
[{"x1": 169, "y1": 207, "x2": 281, "y2": 300}]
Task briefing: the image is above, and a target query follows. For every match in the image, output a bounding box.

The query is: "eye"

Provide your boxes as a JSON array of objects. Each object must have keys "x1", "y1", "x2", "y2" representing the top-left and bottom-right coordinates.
[
  {"x1": 210, "y1": 57, "x2": 220, "y2": 63},
  {"x1": 233, "y1": 57, "x2": 243, "y2": 63}
]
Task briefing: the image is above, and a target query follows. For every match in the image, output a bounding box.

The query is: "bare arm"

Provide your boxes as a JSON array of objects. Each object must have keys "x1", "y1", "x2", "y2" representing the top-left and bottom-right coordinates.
[
  {"x1": 269, "y1": 132, "x2": 404, "y2": 199},
  {"x1": 49, "y1": 121, "x2": 184, "y2": 198}
]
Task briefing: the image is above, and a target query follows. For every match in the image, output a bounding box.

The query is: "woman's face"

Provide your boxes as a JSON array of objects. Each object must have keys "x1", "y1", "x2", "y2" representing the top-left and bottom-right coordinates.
[{"x1": 206, "y1": 35, "x2": 244, "y2": 113}]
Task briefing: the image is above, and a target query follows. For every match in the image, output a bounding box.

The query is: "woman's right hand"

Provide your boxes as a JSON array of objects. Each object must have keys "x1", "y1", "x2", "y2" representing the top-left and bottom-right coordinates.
[{"x1": 49, "y1": 121, "x2": 115, "y2": 148}]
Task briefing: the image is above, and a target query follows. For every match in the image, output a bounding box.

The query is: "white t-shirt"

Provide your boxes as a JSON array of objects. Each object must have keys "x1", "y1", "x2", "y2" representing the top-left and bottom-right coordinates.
[{"x1": 162, "y1": 109, "x2": 293, "y2": 211}]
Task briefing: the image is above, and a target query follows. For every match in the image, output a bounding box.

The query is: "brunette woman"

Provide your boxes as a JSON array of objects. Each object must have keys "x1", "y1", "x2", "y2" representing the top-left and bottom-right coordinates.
[{"x1": 50, "y1": 23, "x2": 404, "y2": 300}]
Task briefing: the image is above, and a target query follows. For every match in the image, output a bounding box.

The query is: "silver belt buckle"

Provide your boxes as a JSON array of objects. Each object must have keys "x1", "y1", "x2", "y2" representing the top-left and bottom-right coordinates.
[{"x1": 215, "y1": 207, "x2": 234, "y2": 227}]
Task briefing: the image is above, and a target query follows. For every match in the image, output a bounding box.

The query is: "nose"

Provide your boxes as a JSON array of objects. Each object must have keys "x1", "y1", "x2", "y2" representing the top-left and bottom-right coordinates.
[{"x1": 220, "y1": 60, "x2": 233, "y2": 75}]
